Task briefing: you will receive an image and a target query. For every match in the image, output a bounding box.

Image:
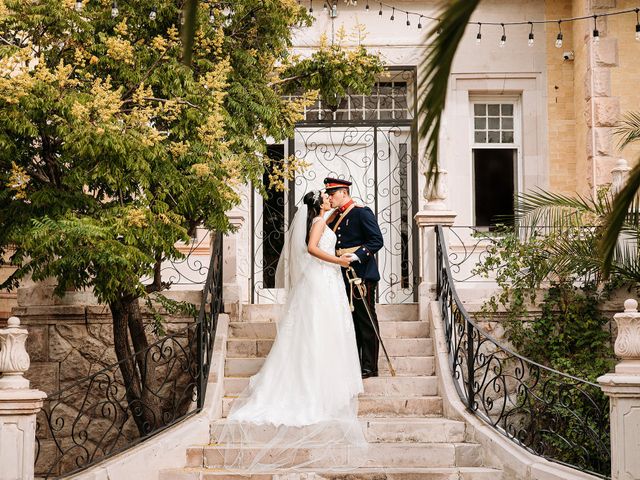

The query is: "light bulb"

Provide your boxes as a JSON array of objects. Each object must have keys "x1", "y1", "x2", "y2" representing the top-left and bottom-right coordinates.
[
  {"x1": 365, "y1": 2, "x2": 369, "y2": 11},
  {"x1": 499, "y1": 34, "x2": 506, "y2": 47},
  {"x1": 74, "y1": 0, "x2": 83, "y2": 12},
  {"x1": 528, "y1": 32, "x2": 534, "y2": 47},
  {"x1": 209, "y1": 7, "x2": 215, "y2": 23},
  {"x1": 636, "y1": 23, "x2": 640, "y2": 41},
  {"x1": 593, "y1": 29, "x2": 600, "y2": 44},
  {"x1": 555, "y1": 32, "x2": 563, "y2": 48},
  {"x1": 111, "y1": 1, "x2": 118, "y2": 18},
  {"x1": 149, "y1": 7, "x2": 157, "y2": 21},
  {"x1": 323, "y1": 2, "x2": 327, "y2": 12},
  {"x1": 476, "y1": 33, "x2": 481, "y2": 44}
]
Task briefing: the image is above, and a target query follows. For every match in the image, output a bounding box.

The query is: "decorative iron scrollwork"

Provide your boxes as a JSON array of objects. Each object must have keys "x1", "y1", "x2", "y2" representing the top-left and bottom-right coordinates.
[
  {"x1": 435, "y1": 225, "x2": 611, "y2": 478},
  {"x1": 35, "y1": 233, "x2": 224, "y2": 478}
]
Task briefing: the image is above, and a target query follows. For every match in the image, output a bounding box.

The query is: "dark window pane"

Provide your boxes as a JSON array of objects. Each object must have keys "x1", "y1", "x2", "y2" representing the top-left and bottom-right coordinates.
[
  {"x1": 502, "y1": 131, "x2": 514, "y2": 143},
  {"x1": 379, "y1": 110, "x2": 393, "y2": 120},
  {"x1": 488, "y1": 104, "x2": 500, "y2": 116},
  {"x1": 262, "y1": 144, "x2": 286, "y2": 288},
  {"x1": 502, "y1": 117, "x2": 513, "y2": 129},
  {"x1": 365, "y1": 96, "x2": 378, "y2": 110},
  {"x1": 379, "y1": 95, "x2": 393, "y2": 110},
  {"x1": 474, "y1": 148, "x2": 515, "y2": 227},
  {"x1": 501, "y1": 104, "x2": 514, "y2": 115},
  {"x1": 488, "y1": 117, "x2": 500, "y2": 129},
  {"x1": 475, "y1": 131, "x2": 487, "y2": 143},
  {"x1": 474, "y1": 118, "x2": 486, "y2": 129},
  {"x1": 474, "y1": 104, "x2": 486, "y2": 115},
  {"x1": 488, "y1": 131, "x2": 500, "y2": 143}
]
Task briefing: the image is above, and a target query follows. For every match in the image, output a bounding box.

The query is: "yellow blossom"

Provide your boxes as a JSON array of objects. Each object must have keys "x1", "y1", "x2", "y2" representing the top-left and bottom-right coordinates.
[
  {"x1": 168, "y1": 141, "x2": 189, "y2": 158},
  {"x1": 105, "y1": 36, "x2": 135, "y2": 65},
  {"x1": 167, "y1": 26, "x2": 180, "y2": 43},
  {"x1": 8, "y1": 162, "x2": 30, "y2": 200},
  {"x1": 126, "y1": 209, "x2": 147, "y2": 228},
  {"x1": 114, "y1": 19, "x2": 128, "y2": 36},
  {"x1": 151, "y1": 36, "x2": 168, "y2": 54},
  {"x1": 90, "y1": 55, "x2": 99, "y2": 65},
  {"x1": 191, "y1": 163, "x2": 211, "y2": 177}
]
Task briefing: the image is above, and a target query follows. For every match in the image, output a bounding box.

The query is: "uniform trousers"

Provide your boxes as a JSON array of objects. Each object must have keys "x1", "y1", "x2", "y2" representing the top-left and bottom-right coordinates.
[{"x1": 344, "y1": 279, "x2": 380, "y2": 373}]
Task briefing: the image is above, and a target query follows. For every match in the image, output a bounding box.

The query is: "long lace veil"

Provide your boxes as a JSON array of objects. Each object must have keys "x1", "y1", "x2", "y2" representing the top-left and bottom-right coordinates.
[{"x1": 274, "y1": 206, "x2": 312, "y2": 294}]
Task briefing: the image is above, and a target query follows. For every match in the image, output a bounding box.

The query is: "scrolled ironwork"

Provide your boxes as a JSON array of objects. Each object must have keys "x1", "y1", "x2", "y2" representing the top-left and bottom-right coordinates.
[
  {"x1": 435, "y1": 225, "x2": 611, "y2": 478},
  {"x1": 35, "y1": 232, "x2": 224, "y2": 479}
]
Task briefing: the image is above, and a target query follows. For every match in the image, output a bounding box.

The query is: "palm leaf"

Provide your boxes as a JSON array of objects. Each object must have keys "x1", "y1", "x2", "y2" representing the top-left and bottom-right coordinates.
[
  {"x1": 514, "y1": 189, "x2": 600, "y2": 234},
  {"x1": 418, "y1": 0, "x2": 481, "y2": 190},
  {"x1": 600, "y1": 155, "x2": 640, "y2": 277},
  {"x1": 614, "y1": 111, "x2": 640, "y2": 150}
]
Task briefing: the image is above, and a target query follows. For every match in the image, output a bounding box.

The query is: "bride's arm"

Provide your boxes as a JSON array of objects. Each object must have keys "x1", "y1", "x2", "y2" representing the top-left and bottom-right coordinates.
[{"x1": 308, "y1": 219, "x2": 350, "y2": 267}]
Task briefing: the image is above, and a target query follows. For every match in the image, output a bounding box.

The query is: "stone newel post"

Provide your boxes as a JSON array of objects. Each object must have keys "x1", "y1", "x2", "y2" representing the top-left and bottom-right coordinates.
[
  {"x1": 598, "y1": 299, "x2": 640, "y2": 480},
  {"x1": 0, "y1": 316, "x2": 46, "y2": 480}
]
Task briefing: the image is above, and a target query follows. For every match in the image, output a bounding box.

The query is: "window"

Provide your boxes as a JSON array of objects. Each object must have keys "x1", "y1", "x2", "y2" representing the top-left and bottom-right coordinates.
[
  {"x1": 471, "y1": 99, "x2": 519, "y2": 227},
  {"x1": 473, "y1": 103, "x2": 515, "y2": 144},
  {"x1": 261, "y1": 144, "x2": 286, "y2": 288},
  {"x1": 289, "y1": 70, "x2": 413, "y2": 122}
]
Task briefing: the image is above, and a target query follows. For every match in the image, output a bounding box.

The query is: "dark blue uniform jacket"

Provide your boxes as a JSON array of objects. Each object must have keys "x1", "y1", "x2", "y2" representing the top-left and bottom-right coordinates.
[{"x1": 328, "y1": 205, "x2": 384, "y2": 282}]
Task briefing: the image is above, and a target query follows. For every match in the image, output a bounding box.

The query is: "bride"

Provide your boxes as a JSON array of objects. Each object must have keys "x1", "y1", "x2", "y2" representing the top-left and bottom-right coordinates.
[{"x1": 217, "y1": 189, "x2": 368, "y2": 472}]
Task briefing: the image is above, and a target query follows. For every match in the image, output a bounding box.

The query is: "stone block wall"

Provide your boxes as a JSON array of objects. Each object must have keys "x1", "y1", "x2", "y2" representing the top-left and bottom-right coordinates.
[{"x1": 10, "y1": 295, "x2": 202, "y2": 478}]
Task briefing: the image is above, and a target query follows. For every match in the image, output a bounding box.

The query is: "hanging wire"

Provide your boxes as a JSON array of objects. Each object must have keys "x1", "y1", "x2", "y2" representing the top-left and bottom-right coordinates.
[
  {"x1": 406, "y1": 11, "x2": 410, "y2": 26},
  {"x1": 555, "y1": 20, "x2": 563, "y2": 48},
  {"x1": 390, "y1": 6, "x2": 395, "y2": 21},
  {"x1": 476, "y1": 22, "x2": 482, "y2": 44}
]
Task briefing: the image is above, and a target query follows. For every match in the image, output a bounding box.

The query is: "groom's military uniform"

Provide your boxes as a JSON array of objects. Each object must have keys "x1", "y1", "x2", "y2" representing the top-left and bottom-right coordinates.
[{"x1": 324, "y1": 178, "x2": 384, "y2": 377}]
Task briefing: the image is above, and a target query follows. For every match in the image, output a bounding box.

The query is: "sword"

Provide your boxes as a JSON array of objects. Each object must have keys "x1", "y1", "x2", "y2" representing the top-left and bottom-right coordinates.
[{"x1": 346, "y1": 267, "x2": 396, "y2": 377}]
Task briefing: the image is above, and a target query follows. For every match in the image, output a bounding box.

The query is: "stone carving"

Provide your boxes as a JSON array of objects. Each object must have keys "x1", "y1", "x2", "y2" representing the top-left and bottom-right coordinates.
[
  {"x1": 610, "y1": 158, "x2": 631, "y2": 196},
  {"x1": 423, "y1": 169, "x2": 448, "y2": 211},
  {"x1": 613, "y1": 298, "x2": 640, "y2": 360},
  {"x1": 0, "y1": 316, "x2": 30, "y2": 389}
]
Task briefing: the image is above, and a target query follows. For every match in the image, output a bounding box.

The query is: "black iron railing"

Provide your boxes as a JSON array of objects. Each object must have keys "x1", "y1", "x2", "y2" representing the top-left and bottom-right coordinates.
[
  {"x1": 435, "y1": 225, "x2": 611, "y2": 478},
  {"x1": 35, "y1": 232, "x2": 224, "y2": 478}
]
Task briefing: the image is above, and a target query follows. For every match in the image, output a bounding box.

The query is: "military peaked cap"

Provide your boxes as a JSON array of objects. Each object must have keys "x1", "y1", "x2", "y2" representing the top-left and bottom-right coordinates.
[{"x1": 323, "y1": 177, "x2": 352, "y2": 192}]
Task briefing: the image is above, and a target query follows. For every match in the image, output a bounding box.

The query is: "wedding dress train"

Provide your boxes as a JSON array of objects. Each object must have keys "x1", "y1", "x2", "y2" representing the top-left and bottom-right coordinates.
[{"x1": 216, "y1": 213, "x2": 367, "y2": 472}]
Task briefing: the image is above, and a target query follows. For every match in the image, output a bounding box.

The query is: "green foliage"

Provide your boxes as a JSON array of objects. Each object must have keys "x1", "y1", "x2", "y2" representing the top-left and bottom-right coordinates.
[
  {"x1": 475, "y1": 229, "x2": 614, "y2": 475},
  {"x1": 0, "y1": 0, "x2": 383, "y2": 306},
  {"x1": 280, "y1": 28, "x2": 384, "y2": 110}
]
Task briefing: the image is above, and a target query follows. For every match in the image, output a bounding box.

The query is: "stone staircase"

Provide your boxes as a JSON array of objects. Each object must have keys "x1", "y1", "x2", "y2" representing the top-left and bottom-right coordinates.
[{"x1": 160, "y1": 303, "x2": 503, "y2": 479}]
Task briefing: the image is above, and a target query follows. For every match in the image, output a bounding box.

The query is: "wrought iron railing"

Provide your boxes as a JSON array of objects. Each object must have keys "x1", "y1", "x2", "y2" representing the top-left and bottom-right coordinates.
[
  {"x1": 35, "y1": 232, "x2": 224, "y2": 479},
  {"x1": 435, "y1": 225, "x2": 611, "y2": 478}
]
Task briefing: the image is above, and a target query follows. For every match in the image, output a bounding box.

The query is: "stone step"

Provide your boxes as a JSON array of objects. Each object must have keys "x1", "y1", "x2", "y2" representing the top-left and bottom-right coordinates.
[
  {"x1": 222, "y1": 395, "x2": 443, "y2": 418},
  {"x1": 224, "y1": 356, "x2": 435, "y2": 378},
  {"x1": 240, "y1": 303, "x2": 419, "y2": 323},
  {"x1": 226, "y1": 337, "x2": 432, "y2": 358},
  {"x1": 224, "y1": 375, "x2": 438, "y2": 397},
  {"x1": 185, "y1": 442, "x2": 483, "y2": 469},
  {"x1": 160, "y1": 467, "x2": 502, "y2": 480},
  {"x1": 210, "y1": 417, "x2": 465, "y2": 444},
  {"x1": 228, "y1": 321, "x2": 429, "y2": 340}
]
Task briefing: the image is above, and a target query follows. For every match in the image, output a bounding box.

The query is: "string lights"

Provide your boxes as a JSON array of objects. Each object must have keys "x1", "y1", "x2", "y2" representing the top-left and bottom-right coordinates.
[
  {"x1": 311, "y1": 0, "x2": 640, "y2": 47},
  {"x1": 65, "y1": 0, "x2": 640, "y2": 47}
]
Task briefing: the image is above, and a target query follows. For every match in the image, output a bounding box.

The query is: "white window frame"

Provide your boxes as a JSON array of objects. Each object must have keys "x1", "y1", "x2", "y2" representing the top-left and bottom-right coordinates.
[{"x1": 469, "y1": 95, "x2": 523, "y2": 226}]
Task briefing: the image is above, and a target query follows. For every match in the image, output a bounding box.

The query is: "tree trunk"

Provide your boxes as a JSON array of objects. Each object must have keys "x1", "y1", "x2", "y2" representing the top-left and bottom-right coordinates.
[{"x1": 110, "y1": 295, "x2": 162, "y2": 436}]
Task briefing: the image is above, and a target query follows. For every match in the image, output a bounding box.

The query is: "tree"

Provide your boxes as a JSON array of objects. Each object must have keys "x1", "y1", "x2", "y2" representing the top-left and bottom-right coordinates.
[{"x1": 0, "y1": 0, "x2": 382, "y2": 435}]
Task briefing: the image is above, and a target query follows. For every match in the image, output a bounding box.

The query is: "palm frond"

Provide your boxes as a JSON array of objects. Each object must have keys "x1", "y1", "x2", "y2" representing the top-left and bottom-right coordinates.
[
  {"x1": 614, "y1": 111, "x2": 640, "y2": 150},
  {"x1": 514, "y1": 189, "x2": 599, "y2": 231},
  {"x1": 601, "y1": 155, "x2": 640, "y2": 277},
  {"x1": 418, "y1": 0, "x2": 481, "y2": 190}
]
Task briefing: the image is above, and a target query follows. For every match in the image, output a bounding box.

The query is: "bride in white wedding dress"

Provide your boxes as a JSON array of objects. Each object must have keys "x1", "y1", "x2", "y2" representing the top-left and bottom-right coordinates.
[{"x1": 216, "y1": 190, "x2": 368, "y2": 472}]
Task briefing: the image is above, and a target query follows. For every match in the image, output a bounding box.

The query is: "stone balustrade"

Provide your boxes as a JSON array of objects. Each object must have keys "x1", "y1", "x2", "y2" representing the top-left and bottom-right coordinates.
[
  {"x1": 599, "y1": 299, "x2": 640, "y2": 480},
  {"x1": 0, "y1": 316, "x2": 46, "y2": 480}
]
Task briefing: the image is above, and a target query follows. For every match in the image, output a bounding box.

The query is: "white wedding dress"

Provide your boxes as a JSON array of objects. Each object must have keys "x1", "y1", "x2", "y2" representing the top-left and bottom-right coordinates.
[{"x1": 216, "y1": 213, "x2": 367, "y2": 472}]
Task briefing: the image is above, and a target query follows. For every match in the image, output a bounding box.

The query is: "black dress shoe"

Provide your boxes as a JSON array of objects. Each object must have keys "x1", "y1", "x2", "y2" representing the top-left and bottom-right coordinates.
[{"x1": 361, "y1": 370, "x2": 378, "y2": 379}]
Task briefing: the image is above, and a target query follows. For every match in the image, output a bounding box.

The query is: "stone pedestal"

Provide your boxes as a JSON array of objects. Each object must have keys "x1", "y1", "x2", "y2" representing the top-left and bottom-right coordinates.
[
  {"x1": 415, "y1": 210, "x2": 457, "y2": 293},
  {"x1": 0, "y1": 317, "x2": 46, "y2": 480},
  {"x1": 598, "y1": 299, "x2": 640, "y2": 480}
]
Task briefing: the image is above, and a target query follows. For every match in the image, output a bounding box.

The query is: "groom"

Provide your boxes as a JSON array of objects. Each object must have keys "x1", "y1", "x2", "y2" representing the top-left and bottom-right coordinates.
[{"x1": 324, "y1": 177, "x2": 384, "y2": 379}]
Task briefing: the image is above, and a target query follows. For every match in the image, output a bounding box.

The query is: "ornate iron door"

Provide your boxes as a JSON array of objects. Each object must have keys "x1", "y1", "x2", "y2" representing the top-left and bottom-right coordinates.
[
  {"x1": 252, "y1": 125, "x2": 417, "y2": 304},
  {"x1": 251, "y1": 68, "x2": 418, "y2": 304}
]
